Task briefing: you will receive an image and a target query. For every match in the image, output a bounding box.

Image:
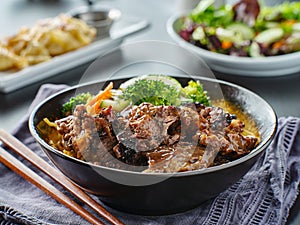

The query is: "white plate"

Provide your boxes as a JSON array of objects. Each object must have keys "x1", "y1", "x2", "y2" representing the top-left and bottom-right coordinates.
[
  {"x1": 0, "y1": 15, "x2": 149, "y2": 93},
  {"x1": 167, "y1": 14, "x2": 300, "y2": 77}
]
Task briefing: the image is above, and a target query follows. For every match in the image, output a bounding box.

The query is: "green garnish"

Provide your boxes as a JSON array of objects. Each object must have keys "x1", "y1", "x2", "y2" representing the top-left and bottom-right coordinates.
[
  {"x1": 62, "y1": 92, "x2": 91, "y2": 115},
  {"x1": 122, "y1": 79, "x2": 181, "y2": 106},
  {"x1": 182, "y1": 80, "x2": 210, "y2": 106}
]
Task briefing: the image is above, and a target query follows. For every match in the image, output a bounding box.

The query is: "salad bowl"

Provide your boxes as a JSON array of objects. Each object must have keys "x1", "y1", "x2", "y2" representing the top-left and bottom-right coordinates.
[
  {"x1": 167, "y1": 0, "x2": 300, "y2": 77},
  {"x1": 29, "y1": 75, "x2": 277, "y2": 215}
]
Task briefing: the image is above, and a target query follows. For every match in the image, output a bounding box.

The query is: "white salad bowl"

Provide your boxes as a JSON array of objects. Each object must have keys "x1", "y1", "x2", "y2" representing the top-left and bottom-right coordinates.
[{"x1": 167, "y1": 15, "x2": 300, "y2": 77}]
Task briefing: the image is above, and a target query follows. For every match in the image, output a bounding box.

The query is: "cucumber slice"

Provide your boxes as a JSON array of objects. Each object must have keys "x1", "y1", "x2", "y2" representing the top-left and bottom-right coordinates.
[
  {"x1": 226, "y1": 23, "x2": 255, "y2": 40},
  {"x1": 100, "y1": 99, "x2": 130, "y2": 112},
  {"x1": 192, "y1": 26, "x2": 205, "y2": 41},
  {"x1": 191, "y1": 0, "x2": 215, "y2": 16},
  {"x1": 292, "y1": 23, "x2": 300, "y2": 32},
  {"x1": 249, "y1": 42, "x2": 263, "y2": 58},
  {"x1": 254, "y1": 28, "x2": 284, "y2": 45},
  {"x1": 119, "y1": 74, "x2": 182, "y2": 92},
  {"x1": 265, "y1": 22, "x2": 279, "y2": 29},
  {"x1": 100, "y1": 99, "x2": 114, "y2": 108},
  {"x1": 216, "y1": 27, "x2": 242, "y2": 43}
]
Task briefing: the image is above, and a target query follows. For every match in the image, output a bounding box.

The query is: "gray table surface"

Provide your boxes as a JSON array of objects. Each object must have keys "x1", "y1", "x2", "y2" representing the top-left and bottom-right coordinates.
[{"x1": 0, "y1": 0, "x2": 299, "y2": 224}]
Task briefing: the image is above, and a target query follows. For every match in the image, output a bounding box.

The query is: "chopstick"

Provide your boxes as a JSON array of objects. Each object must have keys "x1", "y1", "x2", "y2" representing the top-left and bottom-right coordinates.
[
  {"x1": 0, "y1": 146, "x2": 104, "y2": 225},
  {"x1": 0, "y1": 129, "x2": 124, "y2": 225}
]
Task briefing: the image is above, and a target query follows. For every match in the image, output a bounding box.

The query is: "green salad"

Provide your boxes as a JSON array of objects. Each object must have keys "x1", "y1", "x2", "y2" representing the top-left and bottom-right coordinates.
[{"x1": 179, "y1": 0, "x2": 300, "y2": 57}]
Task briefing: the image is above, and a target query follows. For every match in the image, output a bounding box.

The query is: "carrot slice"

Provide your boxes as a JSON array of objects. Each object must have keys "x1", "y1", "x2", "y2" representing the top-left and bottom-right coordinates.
[
  {"x1": 221, "y1": 40, "x2": 233, "y2": 49},
  {"x1": 86, "y1": 82, "x2": 113, "y2": 114},
  {"x1": 284, "y1": 19, "x2": 297, "y2": 26},
  {"x1": 273, "y1": 40, "x2": 285, "y2": 49}
]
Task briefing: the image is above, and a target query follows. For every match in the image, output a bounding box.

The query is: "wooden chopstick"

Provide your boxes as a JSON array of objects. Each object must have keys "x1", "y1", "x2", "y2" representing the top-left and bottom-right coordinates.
[
  {"x1": 0, "y1": 129, "x2": 124, "y2": 225},
  {"x1": 0, "y1": 146, "x2": 104, "y2": 225}
]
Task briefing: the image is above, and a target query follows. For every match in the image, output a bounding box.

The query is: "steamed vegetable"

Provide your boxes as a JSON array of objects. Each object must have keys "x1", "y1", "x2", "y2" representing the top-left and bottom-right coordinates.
[
  {"x1": 120, "y1": 75, "x2": 182, "y2": 106},
  {"x1": 86, "y1": 82, "x2": 113, "y2": 115},
  {"x1": 61, "y1": 92, "x2": 91, "y2": 116},
  {"x1": 120, "y1": 75, "x2": 210, "y2": 107},
  {"x1": 182, "y1": 80, "x2": 210, "y2": 106},
  {"x1": 60, "y1": 75, "x2": 210, "y2": 115}
]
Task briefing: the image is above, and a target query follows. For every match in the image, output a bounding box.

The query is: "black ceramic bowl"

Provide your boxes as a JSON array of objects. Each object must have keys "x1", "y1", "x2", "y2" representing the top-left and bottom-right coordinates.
[{"x1": 29, "y1": 75, "x2": 277, "y2": 215}]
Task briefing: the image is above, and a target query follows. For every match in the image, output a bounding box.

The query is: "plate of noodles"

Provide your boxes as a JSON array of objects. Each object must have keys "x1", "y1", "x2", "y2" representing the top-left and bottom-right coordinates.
[{"x1": 0, "y1": 12, "x2": 148, "y2": 93}]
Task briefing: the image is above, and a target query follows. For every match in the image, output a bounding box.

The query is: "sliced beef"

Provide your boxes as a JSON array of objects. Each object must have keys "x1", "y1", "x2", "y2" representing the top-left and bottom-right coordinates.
[
  {"x1": 113, "y1": 103, "x2": 180, "y2": 152},
  {"x1": 193, "y1": 105, "x2": 258, "y2": 166},
  {"x1": 53, "y1": 101, "x2": 258, "y2": 173},
  {"x1": 144, "y1": 143, "x2": 196, "y2": 173},
  {"x1": 55, "y1": 105, "x2": 118, "y2": 167}
]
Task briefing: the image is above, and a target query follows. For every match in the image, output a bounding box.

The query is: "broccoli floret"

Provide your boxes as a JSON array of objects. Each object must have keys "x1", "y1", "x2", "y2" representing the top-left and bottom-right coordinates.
[
  {"x1": 61, "y1": 92, "x2": 91, "y2": 116},
  {"x1": 122, "y1": 79, "x2": 181, "y2": 106},
  {"x1": 182, "y1": 80, "x2": 210, "y2": 106}
]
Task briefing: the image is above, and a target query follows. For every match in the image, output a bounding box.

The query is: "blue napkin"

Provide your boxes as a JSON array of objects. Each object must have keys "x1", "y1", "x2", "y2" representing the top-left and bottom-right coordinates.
[{"x1": 1, "y1": 84, "x2": 299, "y2": 225}]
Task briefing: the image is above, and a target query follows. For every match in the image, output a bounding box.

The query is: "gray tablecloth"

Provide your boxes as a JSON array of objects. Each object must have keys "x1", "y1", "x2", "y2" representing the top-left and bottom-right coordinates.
[{"x1": 0, "y1": 84, "x2": 299, "y2": 225}]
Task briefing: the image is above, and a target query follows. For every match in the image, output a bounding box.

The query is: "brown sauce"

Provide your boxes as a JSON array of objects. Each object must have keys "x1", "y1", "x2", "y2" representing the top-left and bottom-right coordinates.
[{"x1": 212, "y1": 99, "x2": 261, "y2": 142}]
